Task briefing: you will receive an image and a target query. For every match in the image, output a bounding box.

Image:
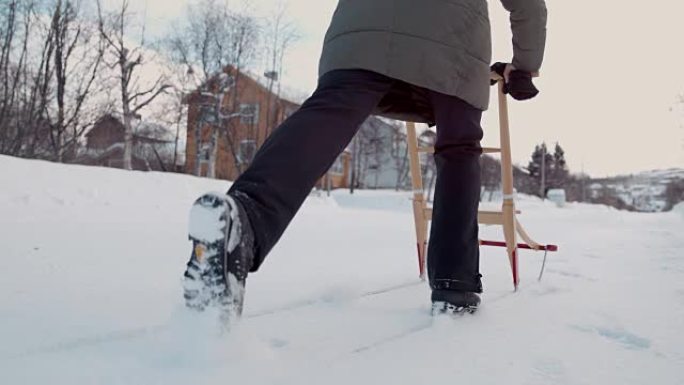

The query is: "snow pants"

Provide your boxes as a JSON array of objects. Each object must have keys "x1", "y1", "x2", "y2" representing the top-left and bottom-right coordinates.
[{"x1": 229, "y1": 69, "x2": 484, "y2": 293}]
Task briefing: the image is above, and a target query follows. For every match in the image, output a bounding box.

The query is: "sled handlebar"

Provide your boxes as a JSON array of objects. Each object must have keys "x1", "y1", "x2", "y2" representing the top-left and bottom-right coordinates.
[{"x1": 490, "y1": 72, "x2": 540, "y2": 81}]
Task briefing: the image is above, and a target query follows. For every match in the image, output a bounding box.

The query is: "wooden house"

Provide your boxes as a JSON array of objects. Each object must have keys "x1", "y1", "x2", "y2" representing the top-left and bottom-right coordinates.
[
  {"x1": 76, "y1": 114, "x2": 175, "y2": 171},
  {"x1": 184, "y1": 66, "x2": 352, "y2": 188}
]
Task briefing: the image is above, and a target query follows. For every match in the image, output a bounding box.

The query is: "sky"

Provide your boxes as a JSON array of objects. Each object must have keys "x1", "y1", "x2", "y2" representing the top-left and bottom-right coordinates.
[{"x1": 103, "y1": 0, "x2": 684, "y2": 177}]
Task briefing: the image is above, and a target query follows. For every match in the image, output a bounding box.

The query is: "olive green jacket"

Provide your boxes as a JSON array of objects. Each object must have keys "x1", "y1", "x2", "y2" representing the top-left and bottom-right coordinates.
[{"x1": 318, "y1": 0, "x2": 547, "y2": 123}]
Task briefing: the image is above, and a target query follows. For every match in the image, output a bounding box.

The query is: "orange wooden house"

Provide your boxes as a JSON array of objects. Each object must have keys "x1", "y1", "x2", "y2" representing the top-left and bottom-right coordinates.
[{"x1": 185, "y1": 66, "x2": 351, "y2": 188}]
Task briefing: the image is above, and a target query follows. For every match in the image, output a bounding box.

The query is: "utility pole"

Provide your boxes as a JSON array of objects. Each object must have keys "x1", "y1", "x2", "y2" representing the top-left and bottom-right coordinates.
[
  {"x1": 263, "y1": 70, "x2": 279, "y2": 141},
  {"x1": 581, "y1": 162, "x2": 587, "y2": 202},
  {"x1": 350, "y1": 135, "x2": 358, "y2": 194},
  {"x1": 540, "y1": 143, "x2": 546, "y2": 200},
  {"x1": 326, "y1": 172, "x2": 332, "y2": 197}
]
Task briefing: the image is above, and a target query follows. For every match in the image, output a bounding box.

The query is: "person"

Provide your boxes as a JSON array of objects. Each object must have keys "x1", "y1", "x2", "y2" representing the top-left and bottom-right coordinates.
[{"x1": 183, "y1": 0, "x2": 547, "y2": 318}]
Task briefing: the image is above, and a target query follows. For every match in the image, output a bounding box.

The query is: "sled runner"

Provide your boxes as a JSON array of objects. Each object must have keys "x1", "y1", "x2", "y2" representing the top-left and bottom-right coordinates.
[{"x1": 406, "y1": 73, "x2": 558, "y2": 290}]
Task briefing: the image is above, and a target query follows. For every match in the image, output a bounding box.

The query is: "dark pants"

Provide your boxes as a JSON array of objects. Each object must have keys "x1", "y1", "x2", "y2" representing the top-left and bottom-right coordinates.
[{"x1": 229, "y1": 69, "x2": 483, "y2": 293}]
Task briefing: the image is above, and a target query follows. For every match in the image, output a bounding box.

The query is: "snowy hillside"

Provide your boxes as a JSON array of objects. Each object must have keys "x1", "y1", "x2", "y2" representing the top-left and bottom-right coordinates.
[
  {"x1": 589, "y1": 168, "x2": 684, "y2": 212},
  {"x1": 1, "y1": 155, "x2": 683, "y2": 385}
]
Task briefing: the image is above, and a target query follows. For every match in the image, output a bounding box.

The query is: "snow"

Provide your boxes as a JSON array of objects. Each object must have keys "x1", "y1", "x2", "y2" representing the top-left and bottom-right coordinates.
[
  {"x1": 188, "y1": 194, "x2": 230, "y2": 242},
  {"x1": 1, "y1": 155, "x2": 683, "y2": 384},
  {"x1": 673, "y1": 203, "x2": 684, "y2": 220}
]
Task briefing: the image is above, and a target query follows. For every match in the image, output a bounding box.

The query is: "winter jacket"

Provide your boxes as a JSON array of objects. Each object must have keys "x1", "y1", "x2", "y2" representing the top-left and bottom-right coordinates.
[{"x1": 318, "y1": 0, "x2": 547, "y2": 124}]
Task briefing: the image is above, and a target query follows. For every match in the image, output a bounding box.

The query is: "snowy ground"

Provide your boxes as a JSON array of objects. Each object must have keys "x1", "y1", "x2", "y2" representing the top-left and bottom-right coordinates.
[{"x1": 1, "y1": 155, "x2": 683, "y2": 385}]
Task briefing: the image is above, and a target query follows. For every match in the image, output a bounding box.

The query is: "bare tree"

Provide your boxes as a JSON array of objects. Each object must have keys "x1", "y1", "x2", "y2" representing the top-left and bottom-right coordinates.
[
  {"x1": 219, "y1": 9, "x2": 259, "y2": 176},
  {"x1": 167, "y1": 0, "x2": 227, "y2": 82},
  {"x1": 349, "y1": 123, "x2": 372, "y2": 192},
  {"x1": 97, "y1": 0, "x2": 170, "y2": 170},
  {"x1": 0, "y1": 0, "x2": 106, "y2": 162},
  {"x1": 261, "y1": 1, "x2": 299, "y2": 144},
  {"x1": 390, "y1": 124, "x2": 409, "y2": 191},
  {"x1": 161, "y1": 67, "x2": 196, "y2": 171},
  {"x1": 166, "y1": 0, "x2": 220, "y2": 176},
  {"x1": 46, "y1": 0, "x2": 105, "y2": 162},
  {"x1": 0, "y1": 0, "x2": 28, "y2": 154},
  {"x1": 418, "y1": 130, "x2": 437, "y2": 201},
  {"x1": 0, "y1": 0, "x2": 52, "y2": 157},
  {"x1": 166, "y1": 0, "x2": 259, "y2": 177}
]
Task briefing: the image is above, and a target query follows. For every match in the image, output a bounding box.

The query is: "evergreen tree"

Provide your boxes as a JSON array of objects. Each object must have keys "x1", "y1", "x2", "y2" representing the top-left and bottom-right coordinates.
[
  {"x1": 549, "y1": 142, "x2": 569, "y2": 188},
  {"x1": 553, "y1": 143, "x2": 567, "y2": 172},
  {"x1": 527, "y1": 144, "x2": 542, "y2": 178},
  {"x1": 526, "y1": 142, "x2": 553, "y2": 196}
]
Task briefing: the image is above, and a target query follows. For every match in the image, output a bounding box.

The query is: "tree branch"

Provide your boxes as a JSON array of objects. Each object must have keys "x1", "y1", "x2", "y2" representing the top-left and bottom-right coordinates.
[{"x1": 132, "y1": 84, "x2": 171, "y2": 114}]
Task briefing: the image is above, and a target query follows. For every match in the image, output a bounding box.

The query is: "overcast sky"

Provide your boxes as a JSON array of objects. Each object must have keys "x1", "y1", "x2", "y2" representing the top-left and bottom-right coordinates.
[{"x1": 105, "y1": 0, "x2": 684, "y2": 177}]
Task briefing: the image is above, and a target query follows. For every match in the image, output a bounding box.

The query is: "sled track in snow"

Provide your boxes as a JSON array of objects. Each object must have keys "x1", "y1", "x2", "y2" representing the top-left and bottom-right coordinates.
[
  {"x1": 1, "y1": 326, "x2": 165, "y2": 361},
  {"x1": 4, "y1": 279, "x2": 531, "y2": 361},
  {"x1": 246, "y1": 280, "x2": 424, "y2": 319},
  {"x1": 2, "y1": 280, "x2": 425, "y2": 361},
  {"x1": 348, "y1": 282, "x2": 532, "y2": 354}
]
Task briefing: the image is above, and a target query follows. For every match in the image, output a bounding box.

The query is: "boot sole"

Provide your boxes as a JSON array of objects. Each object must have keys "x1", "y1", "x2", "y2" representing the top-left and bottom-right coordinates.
[
  {"x1": 431, "y1": 301, "x2": 479, "y2": 316},
  {"x1": 184, "y1": 193, "x2": 244, "y2": 320}
]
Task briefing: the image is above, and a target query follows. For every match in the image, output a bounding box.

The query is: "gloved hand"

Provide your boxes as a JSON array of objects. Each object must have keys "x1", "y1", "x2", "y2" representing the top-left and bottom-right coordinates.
[{"x1": 490, "y1": 62, "x2": 539, "y2": 101}]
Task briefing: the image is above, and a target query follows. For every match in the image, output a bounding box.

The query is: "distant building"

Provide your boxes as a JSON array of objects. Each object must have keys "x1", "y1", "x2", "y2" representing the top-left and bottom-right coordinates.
[
  {"x1": 76, "y1": 114, "x2": 176, "y2": 171},
  {"x1": 351, "y1": 117, "x2": 411, "y2": 190},
  {"x1": 582, "y1": 169, "x2": 684, "y2": 212},
  {"x1": 182, "y1": 66, "x2": 438, "y2": 191}
]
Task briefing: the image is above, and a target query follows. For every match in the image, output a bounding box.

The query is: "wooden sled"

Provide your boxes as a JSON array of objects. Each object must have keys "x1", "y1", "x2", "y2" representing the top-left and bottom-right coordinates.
[{"x1": 406, "y1": 73, "x2": 558, "y2": 290}]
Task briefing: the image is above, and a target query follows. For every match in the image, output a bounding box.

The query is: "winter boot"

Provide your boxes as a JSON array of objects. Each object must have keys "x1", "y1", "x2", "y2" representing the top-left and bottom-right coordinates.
[
  {"x1": 183, "y1": 193, "x2": 255, "y2": 321},
  {"x1": 431, "y1": 289, "x2": 481, "y2": 315}
]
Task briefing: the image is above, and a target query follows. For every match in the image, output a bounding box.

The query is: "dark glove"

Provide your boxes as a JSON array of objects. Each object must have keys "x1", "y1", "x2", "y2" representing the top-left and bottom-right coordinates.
[{"x1": 490, "y1": 62, "x2": 539, "y2": 101}]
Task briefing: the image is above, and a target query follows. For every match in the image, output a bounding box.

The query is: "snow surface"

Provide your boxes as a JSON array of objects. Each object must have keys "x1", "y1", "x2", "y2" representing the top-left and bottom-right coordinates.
[{"x1": 1, "y1": 155, "x2": 683, "y2": 384}]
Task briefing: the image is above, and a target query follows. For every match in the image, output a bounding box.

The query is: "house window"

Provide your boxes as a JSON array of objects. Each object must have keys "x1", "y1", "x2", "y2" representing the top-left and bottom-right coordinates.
[
  {"x1": 200, "y1": 143, "x2": 211, "y2": 164},
  {"x1": 237, "y1": 139, "x2": 257, "y2": 164},
  {"x1": 240, "y1": 103, "x2": 260, "y2": 125},
  {"x1": 329, "y1": 156, "x2": 345, "y2": 176}
]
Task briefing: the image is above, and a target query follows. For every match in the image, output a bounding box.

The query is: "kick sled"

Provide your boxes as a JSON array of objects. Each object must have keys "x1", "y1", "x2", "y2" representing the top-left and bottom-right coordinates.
[{"x1": 406, "y1": 73, "x2": 558, "y2": 290}]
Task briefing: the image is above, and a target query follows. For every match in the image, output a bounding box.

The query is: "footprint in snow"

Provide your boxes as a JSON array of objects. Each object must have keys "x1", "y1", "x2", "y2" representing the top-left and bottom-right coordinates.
[
  {"x1": 528, "y1": 359, "x2": 569, "y2": 385},
  {"x1": 545, "y1": 268, "x2": 597, "y2": 282},
  {"x1": 269, "y1": 338, "x2": 289, "y2": 349},
  {"x1": 51, "y1": 196, "x2": 66, "y2": 205},
  {"x1": 14, "y1": 195, "x2": 31, "y2": 204},
  {"x1": 530, "y1": 284, "x2": 570, "y2": 297},
  {"x1": 572, "y1": 325, "x2": 651, "y2": 350}
]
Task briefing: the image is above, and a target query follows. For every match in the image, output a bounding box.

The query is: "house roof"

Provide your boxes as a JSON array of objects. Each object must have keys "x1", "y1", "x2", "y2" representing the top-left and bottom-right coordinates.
[
  {"x1": 86, "y1": 114, "x2": 174, "y2": 144},
  {"x1": 85, "y1": 114, "x2": 125, "y2": 137},
  {"x1": 185, "y1": 65, "x2": 303, "y2": 107},
  {"x1": 242, "y1": 68, "x2": 307, "y2": 105}
]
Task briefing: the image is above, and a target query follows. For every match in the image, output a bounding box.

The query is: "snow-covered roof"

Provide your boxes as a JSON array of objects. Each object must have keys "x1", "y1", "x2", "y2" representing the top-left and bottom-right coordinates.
[{"x1": 242, "y1": 69, "x2": 308, "y2": 105}]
